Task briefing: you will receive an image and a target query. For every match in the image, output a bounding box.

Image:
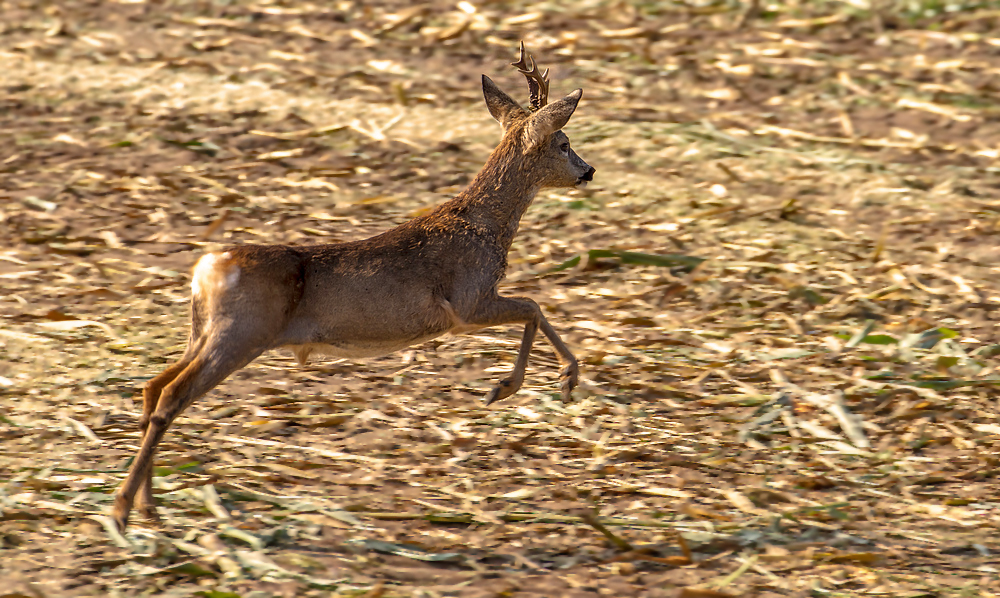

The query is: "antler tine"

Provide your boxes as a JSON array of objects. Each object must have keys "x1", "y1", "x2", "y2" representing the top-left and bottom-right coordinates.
[
  {"x1": 511, "y1": 41, "x2": 531, "y2": 72},
  {"x1": 510, "y1": 41, "x2": 550, "y2": 111}
]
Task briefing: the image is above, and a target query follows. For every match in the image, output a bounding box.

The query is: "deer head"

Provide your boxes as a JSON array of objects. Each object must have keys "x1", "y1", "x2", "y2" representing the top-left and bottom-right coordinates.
[{"x1": 481, "y1": 43, "x2": 595, "y2": 189}]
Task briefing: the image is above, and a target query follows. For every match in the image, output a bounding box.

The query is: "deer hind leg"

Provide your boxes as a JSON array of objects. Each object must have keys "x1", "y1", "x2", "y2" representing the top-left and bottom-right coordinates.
[
  {"x1": 132, "y1": 336, "x2": 206, "y2": 523},
  {"x1": 467, "y1": 296, "x2": 578, "y2": 405},
  {"x1": 112, "y1": 327, "x2": 269, "y2": 532}
]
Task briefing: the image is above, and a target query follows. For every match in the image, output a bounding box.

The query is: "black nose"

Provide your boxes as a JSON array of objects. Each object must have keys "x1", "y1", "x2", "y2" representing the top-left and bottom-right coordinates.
[{"x1": 582, "y1": 167, "x2": 595, "y2": 182}]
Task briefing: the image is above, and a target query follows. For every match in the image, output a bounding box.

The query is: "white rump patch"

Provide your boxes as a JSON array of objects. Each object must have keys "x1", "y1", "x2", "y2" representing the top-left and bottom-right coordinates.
[
  {"x1": 191, "y1": 254, "x2": 216, "y2": 296},
  {"x1": 221, "y1": 252, "x2": 239, "y2": 287},
  {"x1": 191, "y1": 251, "x2": 240, "y2": 297}
]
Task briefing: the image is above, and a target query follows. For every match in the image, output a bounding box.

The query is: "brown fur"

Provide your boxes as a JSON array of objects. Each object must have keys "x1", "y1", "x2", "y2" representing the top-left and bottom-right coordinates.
[{"x1": 111, "y1": 58, "x2": 595, "y2": 532}]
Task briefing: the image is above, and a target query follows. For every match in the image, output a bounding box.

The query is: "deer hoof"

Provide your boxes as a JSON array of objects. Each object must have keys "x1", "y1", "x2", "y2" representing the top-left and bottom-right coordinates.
[
  {"x1": 111, "y1": 505, "x2": 130, "y2": 534},
  {"x1": 559, "y1": 364, "x2": 579, "y2": 402},
  {"x1": 484, "y1": 378, "x2": 516, "y2": 406},
  {"x1": 138, "y1": 503, "x2": 162, "y2": 525}
]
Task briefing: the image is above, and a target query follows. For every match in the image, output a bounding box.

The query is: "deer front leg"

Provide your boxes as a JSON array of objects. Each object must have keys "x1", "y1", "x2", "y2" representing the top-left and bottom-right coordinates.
[
  {"x1": 467, "y1": 296, "x2": 577, "y2": 405},
  {"x1": 539, "y1": 317, "x2": 579, "y2": 402}
]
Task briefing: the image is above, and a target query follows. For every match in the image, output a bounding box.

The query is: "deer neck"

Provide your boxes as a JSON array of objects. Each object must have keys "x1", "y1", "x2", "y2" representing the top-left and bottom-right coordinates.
[{"x1": 449, "y1": 142, "x2": 541, "y2": 252}]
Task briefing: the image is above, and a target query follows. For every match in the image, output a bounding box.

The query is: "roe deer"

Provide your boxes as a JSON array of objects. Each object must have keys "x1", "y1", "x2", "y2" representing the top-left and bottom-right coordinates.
[{"x1": 112, "y1": 43, "x2": 595, "y2": 531}]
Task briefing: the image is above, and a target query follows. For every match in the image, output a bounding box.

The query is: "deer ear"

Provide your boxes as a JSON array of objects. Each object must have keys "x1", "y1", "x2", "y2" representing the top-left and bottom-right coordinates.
[
  {"x1": 482, "y1": 75, "x2": 523, "y2": 130},
  {"x1": 523, "y1": 88, "x2": 582, "y2": 152}
]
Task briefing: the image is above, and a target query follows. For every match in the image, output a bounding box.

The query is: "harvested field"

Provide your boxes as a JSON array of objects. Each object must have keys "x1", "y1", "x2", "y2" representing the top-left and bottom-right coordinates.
[{"x1": 2, "y1": 1, "x2": 1000, "y2": 596}]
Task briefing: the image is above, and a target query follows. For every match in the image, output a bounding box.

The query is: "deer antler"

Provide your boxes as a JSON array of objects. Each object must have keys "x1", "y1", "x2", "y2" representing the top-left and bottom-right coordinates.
[{"x1": 511, "y1": 41, "x2": 549, "y2": 111}]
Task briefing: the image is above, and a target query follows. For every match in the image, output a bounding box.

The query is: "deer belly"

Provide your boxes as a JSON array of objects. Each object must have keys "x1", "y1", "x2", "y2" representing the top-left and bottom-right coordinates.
[
  {"x1": 282, "y1": 335, "x2": 440, "y2": 364},
  {"x1": 278, "y1": 294, "x2": 478, "y2": 364}
]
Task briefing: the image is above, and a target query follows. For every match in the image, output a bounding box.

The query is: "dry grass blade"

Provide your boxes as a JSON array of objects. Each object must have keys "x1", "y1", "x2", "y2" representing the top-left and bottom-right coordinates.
[
  {"x1": 578, "y1": 509, "x2": 634, "y2": 552},
  {"x1": 63, "y1": 416, "x2": 103, "y2": 445},
  {"x1": 712, "y1": 554, "x2": 758, "y2": 588},
  {"x1": 214, "y1": 435, "x2": 385, "y2": 463}
]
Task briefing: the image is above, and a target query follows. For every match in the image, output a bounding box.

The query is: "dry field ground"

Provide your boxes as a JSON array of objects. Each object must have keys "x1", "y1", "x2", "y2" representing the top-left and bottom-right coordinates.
[{"x1": 3, "y1": 1, "x2": 1000, "y2": 596}]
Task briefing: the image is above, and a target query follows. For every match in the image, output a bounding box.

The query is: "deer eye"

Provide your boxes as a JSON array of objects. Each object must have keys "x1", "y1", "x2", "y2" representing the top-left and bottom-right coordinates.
[{"x1": 559, "y1": 142, "x2": 570, "y2": 153}]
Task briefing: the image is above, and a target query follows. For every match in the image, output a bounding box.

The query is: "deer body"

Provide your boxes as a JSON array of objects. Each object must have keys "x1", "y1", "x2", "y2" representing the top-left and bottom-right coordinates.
[{"x1": 112, "y1": 45, "x2": 594, "y2": 532}]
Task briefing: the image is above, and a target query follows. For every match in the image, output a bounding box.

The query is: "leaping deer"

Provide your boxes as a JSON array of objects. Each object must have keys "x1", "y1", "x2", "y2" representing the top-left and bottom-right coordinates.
[{"x1": 112, "y1": 43, "x2": 595, "y2": 531}]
